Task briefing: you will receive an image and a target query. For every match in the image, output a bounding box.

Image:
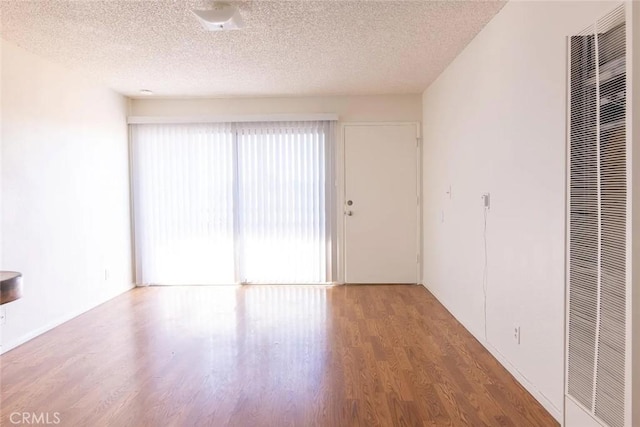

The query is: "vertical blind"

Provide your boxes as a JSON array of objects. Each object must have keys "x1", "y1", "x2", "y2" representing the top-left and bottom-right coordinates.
[
  {"x1": 237, "y1": 122, "x2": 329, "y2": 283},
  {"x1": 131, "y1": 120, "x2": 334, "y2": 285}
]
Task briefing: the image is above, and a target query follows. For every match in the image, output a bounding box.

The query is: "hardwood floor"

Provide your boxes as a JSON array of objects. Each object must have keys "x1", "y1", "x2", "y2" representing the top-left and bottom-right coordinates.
[{"x1": 0, "y1": 285, "x2": 558, "y2": 426}]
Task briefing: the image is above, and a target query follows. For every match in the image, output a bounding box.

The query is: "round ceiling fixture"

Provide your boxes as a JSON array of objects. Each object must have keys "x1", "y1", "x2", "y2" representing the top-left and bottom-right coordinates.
[
  {"x1": 139, "y1": 89, "x2": 154, "y2": 95},
  {"x1": 191, "y1": 2, "x2": 244, "y2": 31}
]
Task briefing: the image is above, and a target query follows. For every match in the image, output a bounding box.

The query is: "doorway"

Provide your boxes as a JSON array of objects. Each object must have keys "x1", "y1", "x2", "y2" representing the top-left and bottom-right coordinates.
[{"x1": 342, "y1": 123, "x2": 420, "y2": 284}]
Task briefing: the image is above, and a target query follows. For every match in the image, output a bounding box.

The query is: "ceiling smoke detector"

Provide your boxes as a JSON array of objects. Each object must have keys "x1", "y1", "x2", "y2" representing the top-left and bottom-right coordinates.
[{"x1": 191, "y1": 3, "x2": 244, "y2": 31}]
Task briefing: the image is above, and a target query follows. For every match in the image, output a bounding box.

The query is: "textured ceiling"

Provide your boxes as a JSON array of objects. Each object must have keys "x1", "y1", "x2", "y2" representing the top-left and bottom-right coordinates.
[{"x1": 0, "y1": 1, "x2": 505, "y2": 98}]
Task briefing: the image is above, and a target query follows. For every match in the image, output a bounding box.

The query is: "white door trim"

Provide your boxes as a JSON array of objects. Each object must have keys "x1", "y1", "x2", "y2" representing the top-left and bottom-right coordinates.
[{"x1": 337, "y1": 121, "x2": 422, "y2": 284}]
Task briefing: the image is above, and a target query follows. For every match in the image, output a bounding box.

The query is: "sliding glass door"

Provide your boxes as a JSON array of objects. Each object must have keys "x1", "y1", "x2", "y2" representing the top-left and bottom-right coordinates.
[
  {"x1": 236, "y1": 122, "x2": 329, "y2": 283},
  {"x1": 131, "y1": 121, "x2": 334, "y2": 285},
  {"x1": 131, "y1": 123, "x2": 236, "y2": 285}
]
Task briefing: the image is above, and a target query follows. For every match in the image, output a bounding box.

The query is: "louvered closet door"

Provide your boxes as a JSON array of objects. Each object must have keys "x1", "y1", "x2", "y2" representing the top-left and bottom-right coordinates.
[
  {"x1": 568, "y1": 23, "x2": 599, "y2": 411},
  {"x1": 567, "y1": 5, "x2": 628, "y2": 427}
]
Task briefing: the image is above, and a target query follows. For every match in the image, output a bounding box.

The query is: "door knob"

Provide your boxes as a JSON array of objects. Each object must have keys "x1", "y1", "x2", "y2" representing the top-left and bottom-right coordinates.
[{"x1": 345, "y1": 210, "x2": 353, "y2": 216}]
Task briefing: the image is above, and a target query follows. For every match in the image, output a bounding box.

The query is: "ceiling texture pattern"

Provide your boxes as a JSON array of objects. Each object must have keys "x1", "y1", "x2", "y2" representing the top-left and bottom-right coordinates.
[{"x1": 0, "y1": 1, "x2": 505, "y2": 97}]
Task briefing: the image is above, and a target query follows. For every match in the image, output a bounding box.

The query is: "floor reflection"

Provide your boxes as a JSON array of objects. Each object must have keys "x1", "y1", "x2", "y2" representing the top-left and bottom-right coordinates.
[{"x1": 130, "y1": 285, "x2": 331, "y2": 425}]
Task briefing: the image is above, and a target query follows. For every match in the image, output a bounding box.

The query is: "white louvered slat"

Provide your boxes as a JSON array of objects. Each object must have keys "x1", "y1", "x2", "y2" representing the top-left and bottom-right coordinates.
[{"x1": 567, "y1": 5, "x2": 628, "y2": 427}]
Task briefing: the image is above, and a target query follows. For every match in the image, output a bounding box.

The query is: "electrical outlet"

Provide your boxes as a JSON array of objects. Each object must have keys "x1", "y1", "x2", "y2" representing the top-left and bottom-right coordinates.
[
  {"x1": 514, "y1": 325, "x2": 521, "y2": 345},
  {"x1": 104, "y1": 269, "x2": 110, "y2": 281},
  {"x1": 1, "y1": 307, "x2": 6, "y2": 326}
]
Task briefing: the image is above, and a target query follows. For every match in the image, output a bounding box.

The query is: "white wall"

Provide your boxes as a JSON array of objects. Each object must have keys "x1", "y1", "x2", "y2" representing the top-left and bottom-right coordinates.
[
  {"x1": 421, "y1": 1, "x2": 618, "y2": 421},
  {"x1": 0, "y1": 40, "x2": 133, "y2": 352},
  {"x1": 130, "y1": 95, "x2": 422, "y2": 123}
]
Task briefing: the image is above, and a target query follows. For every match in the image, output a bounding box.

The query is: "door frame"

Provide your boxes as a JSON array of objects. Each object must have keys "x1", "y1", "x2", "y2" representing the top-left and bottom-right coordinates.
[{"x1": 337, "y1": 122, "x2": 422, "y2": 285}]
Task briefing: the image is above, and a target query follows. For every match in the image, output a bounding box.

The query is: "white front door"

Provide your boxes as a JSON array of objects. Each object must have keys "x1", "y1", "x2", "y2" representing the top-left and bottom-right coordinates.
[{"x1": 343, "y1": 124, "x2": 419, "y2": 284}]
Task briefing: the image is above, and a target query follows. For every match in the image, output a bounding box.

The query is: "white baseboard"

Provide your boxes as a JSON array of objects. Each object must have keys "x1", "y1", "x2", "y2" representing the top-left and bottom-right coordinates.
[
  {"x1": 0, "y1": 284, "x2": 134, "y2": 355},
  {"x1": 420, "y1": 283, "x2": 562, "y2": 423}
]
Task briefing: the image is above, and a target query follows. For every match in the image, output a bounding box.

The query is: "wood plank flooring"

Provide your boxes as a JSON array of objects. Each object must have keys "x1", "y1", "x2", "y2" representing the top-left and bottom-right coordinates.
[{"x1": 0, "y1": 285, "x2": 558, "y2": 426}]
